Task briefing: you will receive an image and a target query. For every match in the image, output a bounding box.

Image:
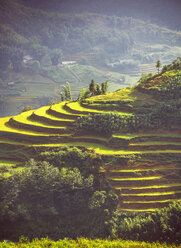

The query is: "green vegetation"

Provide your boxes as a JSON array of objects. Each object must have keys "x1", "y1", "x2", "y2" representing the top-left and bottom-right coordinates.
[
  {"x1": 122, "y1": 191, "x2": 181, "y2": 196},
  {"x1": 0, "y1": 238, "x2": 178, "y2": 248},
  {"x1": 1, "y1": 0, "x2": 181, "y2": 116},
  {"x1": 0, "y1": 59, "x2": 181, "y2": 245},
  {"x1": 109, "y1": 176, "x2": 162, "y2": 181}
]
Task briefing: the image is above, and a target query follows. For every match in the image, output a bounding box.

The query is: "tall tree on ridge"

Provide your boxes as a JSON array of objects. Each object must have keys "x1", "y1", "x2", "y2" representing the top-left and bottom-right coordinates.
[{"x1": 156, "y1": 60, "x2": 161, "y2": 74}]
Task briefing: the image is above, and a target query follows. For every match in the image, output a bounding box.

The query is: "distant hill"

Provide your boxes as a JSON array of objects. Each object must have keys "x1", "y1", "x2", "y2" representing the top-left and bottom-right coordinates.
[
  {"x1": 18, "y1": 0, "x2": 181, "y2": 31},
  {"x1": 1, "y1": 0, "x2": 181, "y2": 117},
  {"x1": 1, "y1": 0, "x2": 181, "y2": 57}
]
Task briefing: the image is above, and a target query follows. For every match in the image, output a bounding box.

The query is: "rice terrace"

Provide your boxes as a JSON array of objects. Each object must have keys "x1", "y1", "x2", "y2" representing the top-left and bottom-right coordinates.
[{"x1": 1, "y1": 60, "x2": 181, "y2": 215}]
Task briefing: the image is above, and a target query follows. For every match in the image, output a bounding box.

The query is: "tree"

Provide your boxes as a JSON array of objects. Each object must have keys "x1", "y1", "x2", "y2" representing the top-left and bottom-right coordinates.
[
  {"x1": 77, "y1": 88, "x2": 86, "y2": 101},
  {"x1": 156, "y1": 60, "x2": 161, "y2": 74},
  {"x1": 51, "y1": 49, "x2": 62, "y2": 66},
  {"x1": 101, "y1": 80, "x2": 109, "y2": 94},
  {"x1": 30, "y1": 44, "x2": 49, "y2": 62},
  {"x1": 11, "y1": 48, "x2": 24, "y2": 72},
  {"x1": 21, "y1": 106, "x2": 32, "y2": 112},
  {"x1": 61, "y1": 82, "x2": 72, "y2": 101},
  {"x1": 0, "y1": 46, "x2": 11, "y2": 70},
  {"x1": 89, "y1": 79, "x2": 96, "y2": 94}
]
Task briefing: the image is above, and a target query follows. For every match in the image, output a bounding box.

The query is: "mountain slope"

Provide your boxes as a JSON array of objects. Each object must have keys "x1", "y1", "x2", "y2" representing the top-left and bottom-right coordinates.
[{"x1": 0, "y1": 68, "x2": 181, "y2": 212}]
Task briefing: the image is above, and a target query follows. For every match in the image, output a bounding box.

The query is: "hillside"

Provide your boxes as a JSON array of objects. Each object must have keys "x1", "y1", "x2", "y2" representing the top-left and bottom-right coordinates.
[
  {"x1": 18, "y1": 0, "x2": 181, "y2": 31},
  {"x1": 1, "y1": 68, "x2": 181, "y2": 206},
  {"x1": 0, "y1": 64, "x2": 181, "y2": 242},
  {"x1": 1, "y1": 0, "x2": 181, "y2": 116}
]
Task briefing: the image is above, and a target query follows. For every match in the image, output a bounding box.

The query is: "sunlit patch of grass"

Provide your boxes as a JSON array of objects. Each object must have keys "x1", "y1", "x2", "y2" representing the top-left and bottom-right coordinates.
[
  {"x1": 112, "y1": 134, "x2": 138, "y2": 139},
  {"x1": 113, "y1": 133, "x2": 181, "y2": 140},
  {"x1": 32, "y1": 142, "x2": 141, "y2": 155},
  {"x1": 67, "y1": 101, "x2": 132, "y2": 115},
  {"x1": 110, "y1": 168, "x2": 177, "y2": 172},
  {"x1": 130, "y1": 141, "x2": 181, "y2": 146},
  {"x1": 2, "y1": 166, "x2": 27, "y2": 177},
  {"x1": 109, "y1": 176, "x2": 162, "y2": 181},
  {"x1": 0, "y1": 160, "x2": 19, "y2": 167},
  {"x1": 86, "y1": 88, "x2": 156, "y2": 103},
  {"x1": 34, "y1": 106, "x2": 74, "y2": 122},
  {"x1": 123, "y1": 199, "x2": 181, "y2": 203},
  {"x1": 122, "y1": 190, "x2": 181, "y2": 196},
  {"x1": 72, "y1": 135, "x2": 109, "y2": 142},
  {"x1": 0, "y1": 117, "x2": 58, "y2": 136},
  {"x1": 13, "y1": 111, "x2": 67, "y2": 129},
  {"x1": 31, "y1": 141, "x2": 181, "y2": 155},
  {"x1": 115, "y1": 184, "x2": 181, "y2": 190},
  {"x1": 0, "y1": 139, "x2": 30, "y2": 146},
  {"x1": 119, "y1": 208, "x2": 158, "y2": 212},
  {"x1": 51, "y1": 102, "x2": 84, "y2": 116}
]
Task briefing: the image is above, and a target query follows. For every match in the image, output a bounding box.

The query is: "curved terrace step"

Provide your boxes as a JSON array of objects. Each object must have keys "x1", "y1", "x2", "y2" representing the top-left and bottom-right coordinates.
[
  {"x1": 121, "y1": 191, "x2": 181, "y2": 202},
  {"x1": 129, "y1": 142, "x2": 181, "y2": 151},
  {"x1": 8, "y1": 116, "x2": 69, "y2": 134},
  {"x1": 0, "y1": 117, "x2": 62, "y2": 136},
  {"x1": 31, "y1": 106, "x2": 75, "y2": 126},
  {"x1": 0, "y1": 132, "x2": 72, "y2": 144},
  {"x1": 48, "y1": 102, "x2": 83, "y2": 119},
  {"x1": 65, "y1": 101, "x2": 132, "y2": 116},
  {"x1": 110, "y1": 178, "x2": 181, "y2": 187},
  {"x1": 113, "y1": 133, "x2": 181, "y2": 142},
  {"x1": 120, "y1": 184, "x2": 181, "y2": 194},
  {"x1": 80, "y1": 101, "x2": 134, "y2": 113},
  {"x1": 0, "y1": 159, "x2": 21, "y2": 168},
  {"x1": 118, "y1": 199, "x2": 181, "y2": 211}
]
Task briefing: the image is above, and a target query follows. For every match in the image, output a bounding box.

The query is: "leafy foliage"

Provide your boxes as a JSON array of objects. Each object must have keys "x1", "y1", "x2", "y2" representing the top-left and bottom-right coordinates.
[
  {"x1": 60, "y1": 82, "x2": 72, "y2": 101},
  {"x1": 106, "y1": 202, "x2": 181, "y2": 244},
  {"x1": 0, "y1": 237, "x2": 178, "y2": 248},
  {"x1": 38, "y1": 146, "x2": 101, "y2": 176},
  {"x1": 75, "y1": 101, "x2": 181, "y2": 134}
]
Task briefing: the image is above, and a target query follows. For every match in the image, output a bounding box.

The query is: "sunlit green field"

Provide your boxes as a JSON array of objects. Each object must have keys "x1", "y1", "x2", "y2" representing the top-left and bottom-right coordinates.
[{"x1": 0, "y1": 237, "x2": 177, "y2": 248}]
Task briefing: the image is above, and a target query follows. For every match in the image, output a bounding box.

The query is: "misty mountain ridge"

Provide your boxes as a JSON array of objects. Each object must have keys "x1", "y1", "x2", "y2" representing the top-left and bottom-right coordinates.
[
  {"x1": 18, "y1": 0, "x2": 181, "y2": 31},
  {"x1": 0, "y1": 0, "x2": 181, "y2": 116}
]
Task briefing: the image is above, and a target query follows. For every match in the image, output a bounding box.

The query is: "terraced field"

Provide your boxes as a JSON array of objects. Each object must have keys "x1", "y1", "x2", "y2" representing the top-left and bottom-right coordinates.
[{"x1": 0, "y1": 96, "x2": 181, "y2": 212}]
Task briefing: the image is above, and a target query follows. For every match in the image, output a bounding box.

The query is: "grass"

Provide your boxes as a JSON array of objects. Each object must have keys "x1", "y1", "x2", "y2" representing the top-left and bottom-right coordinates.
[
  {"x1": 115, "y1": 184, "x2": 181, "y2": 190},
  {"x1": 31, "y1": 140, "x2": 181, "y2": 155},
  {"x1": 121, "y1": 190, "x2": 181, "y2": 196},
  {"x1": 123, "y1": 199, "x2": 181, "y2": 203},
  {"x1": 0, "y1": 139, "x2": 30, "y2": 146},
  {"x1": 119, "y1": 208, "x2": 158, "y2": 212},
  {"x1": 34, "y1": 106, "x2": 74, "y2": 122},
  {"x1": 87, "y1": 87, "x2": 157, "y2": 104},
  {"x1": 67, "y1": 101, "x2": 132, "y2": 115},
  {"x1": 109, "y1": 176, "x2": 162, "y2": 181},
  {"x1": 2, "y1": 167, "x2": 27, "y2": 178},
  {"x1": 51, "y1": 102, "x2": 84, "y2": 117},
  {"x1": 0, "y1": 160, "x2": 19, "y2": 167},
  {"x1": 110, "y1": 168, "x2": 180, "y2": 172},
  {"x1": 0, "y1": 117, "x2": 58, "y2": 136},
  {"x1": 0, "y1": 237, "x2": 177, "y2": 248},
  {"x1": 32, "y1": 142, "x2": 143, "y2": 154},
  {"x1": 13, "y1": 110, "x2": 67, "y2": 129},
  {"x1": 113, "y1": 133, "x2": 181, "y2": 140},
  {"x1": 72, "y1": 135, "x2": 109, "y2": 142},
  {"x1": 130, "y1": 141, "x2": 181, "y2": 146},
  {"x1": 0, "y1": 117, "x2": 60, "y2": 136}
]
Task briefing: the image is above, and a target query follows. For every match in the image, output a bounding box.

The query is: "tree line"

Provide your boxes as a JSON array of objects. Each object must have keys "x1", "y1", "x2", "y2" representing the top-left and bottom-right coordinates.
[{"x1": 0, "y1": 147, "x2": 181, "y2": 244}]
